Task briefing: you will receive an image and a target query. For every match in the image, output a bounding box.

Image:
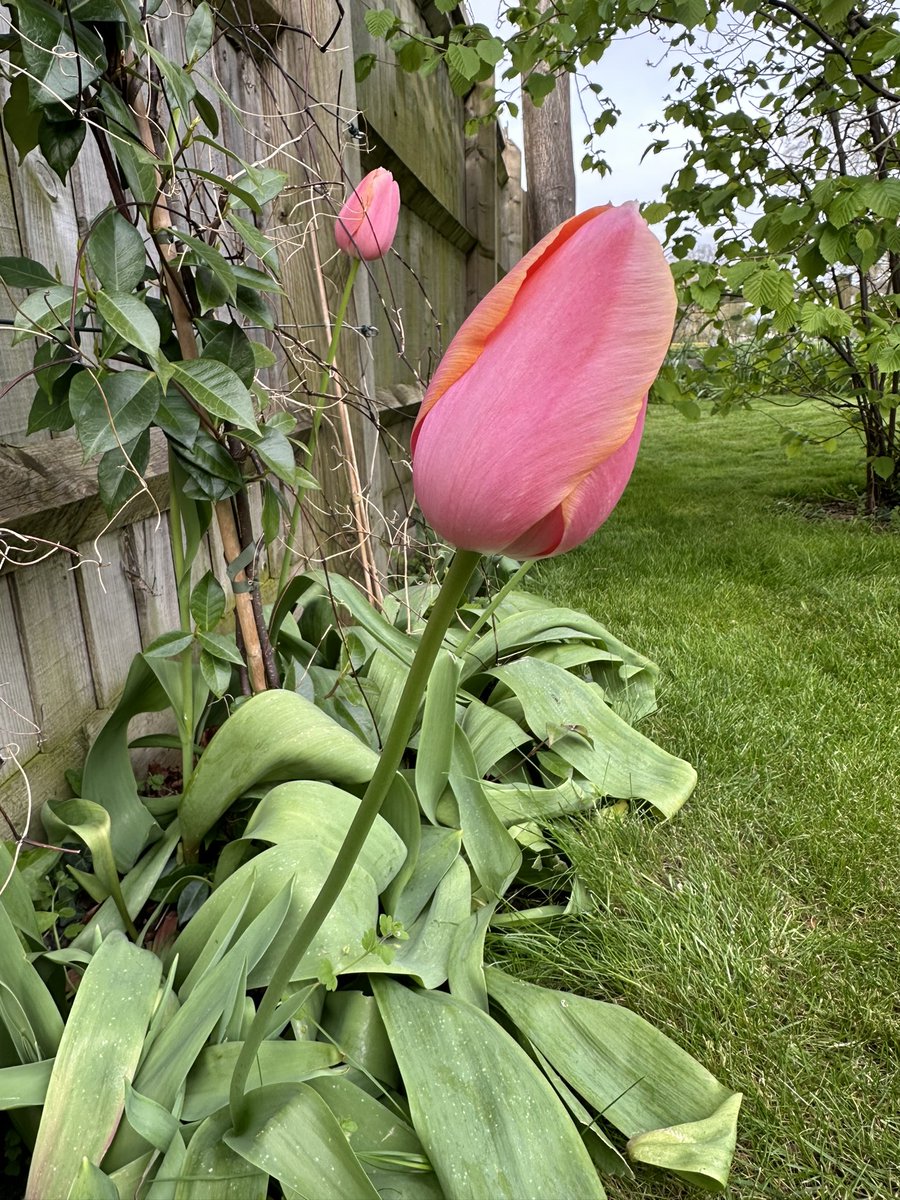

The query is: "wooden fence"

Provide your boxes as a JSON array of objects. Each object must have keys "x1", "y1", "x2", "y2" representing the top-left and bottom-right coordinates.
[{"x1": 0, "y1": 0, "x2": 524, "y2": 824}]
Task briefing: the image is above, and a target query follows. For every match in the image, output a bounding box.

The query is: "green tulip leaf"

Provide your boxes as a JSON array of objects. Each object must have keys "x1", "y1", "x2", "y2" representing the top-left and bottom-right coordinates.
[
  {"x1": 171, "y1": 841, "x2": 390, "y2": 989},
  {"x1": 0, "y1": 903, "x2": 65, "y2": 1061},
  {"x1": 68, "y1": 1159, "x2": 120, "y2": 1200},
  {"x1": 485, "y1": 968, "x2": 741, "y2": 1191},
  {"x1": 176, "y1": 1105, "x2": 268, "y2": 1199},
  {"x1": 179, "y1": 689, "x2": 379, "y2": 855},
  {"x1": 490, "y1": 657, "x2": 696, "y2": 817},
  {"x1": 26, "y1": 934, "x2": 161, "y2": 1200},
  {"x1": 372, "y1": 978, "x2": 606, "y2": 1200},
  {"x1": 214, "y1": 781, "x2": 406, "y2": 894},
  {"x1": 0, "y1": 1058, "x2": 53, "y2": 1111},
  {"x1": 224, "y1": 1083, "x2": 380, "y2": 1199},
  {"x1": 627, "y1": 1093, "x2": 744, "y2": 1191},
  {"x1": 307, "y1": 1075, "x2": 443, "y2": 1199},
  {"x1": 415, "y1": 650, "x2": 462, "y2": 822},
  {"x1": 183, "y1": 1040, "x2": 342, "y2": 1122}
]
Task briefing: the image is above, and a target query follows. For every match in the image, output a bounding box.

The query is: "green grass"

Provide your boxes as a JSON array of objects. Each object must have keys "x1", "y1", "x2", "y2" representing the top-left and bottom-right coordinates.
[{"x1": 490, "y1": 404, "x2": 900, "y2": 1200}]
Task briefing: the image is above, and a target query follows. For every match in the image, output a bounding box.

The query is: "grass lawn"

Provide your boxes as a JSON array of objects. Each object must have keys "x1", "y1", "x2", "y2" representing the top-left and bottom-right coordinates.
[{"x1": 491, "y1": 403, "x2": 900, "y2": 1199}]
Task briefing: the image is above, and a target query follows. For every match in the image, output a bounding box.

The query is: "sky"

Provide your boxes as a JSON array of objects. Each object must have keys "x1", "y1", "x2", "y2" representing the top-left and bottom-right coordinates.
[{"x1": 467, "y1": 2, "x2": 686, "y2": 210}]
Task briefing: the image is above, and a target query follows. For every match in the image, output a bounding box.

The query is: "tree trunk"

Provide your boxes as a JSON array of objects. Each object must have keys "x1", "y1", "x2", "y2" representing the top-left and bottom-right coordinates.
[{"x1": 522, "y1": 0, "x2": 576, "y2": 244}]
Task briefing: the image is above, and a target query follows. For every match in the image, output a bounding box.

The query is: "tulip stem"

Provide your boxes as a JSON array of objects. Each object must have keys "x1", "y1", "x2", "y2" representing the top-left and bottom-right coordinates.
[
  {"x1": 229, "y1": 547, "x2": 482, "y2": 1129},
  {"x1": 277, "y1": 258, "x2": 361, "y2": 595},
  {"x1": 454, "y1": 559, "x2": 535, "y2": 657}
]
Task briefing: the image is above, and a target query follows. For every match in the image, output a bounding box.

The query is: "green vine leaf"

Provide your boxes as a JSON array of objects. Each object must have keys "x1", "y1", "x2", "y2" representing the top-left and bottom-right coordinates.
[
  {"x1": 169, "y1": 359, "x2": 260, "y2": 432},
  {"x1": 96, "y1": 291, "x2": 160, "y2": 358},
  {"x1": 0, "y1": 255, "x2": 58, "y2": 290},
  {"x1": 185, "y1": 1, "x2": 214, "y2": 65},
  {"x1": 69, "y1": 369, "x2": 161, "y2": 459},
  {"x1": 199, "y1": 649, "x2": 231, "y2": 697},
  {"x1": 16, "y1": 0, "x2": 106, "y2": 104},
  {"x1": 355, "y1": 53, "x2": 377, "y2": 82},
  {"x1": 197, "y1": 631, "x2": 245, "y2": 665},
  {"x1": 190, "y1": 571, "x2": 226, "y2": 632},
  {"x1": 88, "y1": 211, "x2": 147, "y2": 294},
  {"x1": 12, "y1": 286, "x2": 85, "y2": 342},
  {"x1": 224, "y1": 210, "x2": 279, "y2": 274},
  {"x1": 144, "y1": 630, "x2": 195, "y2": 658},
  {"x1": 97, "y1": 430, "x2": 151, "y2": 516},
  {"x1": 2, "y1": 74, "x2": 41, "y2": 162},
  {"x1": 37, "y1": 117, "x2": 86, "y2": 183},
  {"x1": 198, "y1": 320, "x2": 256, "y2": 387}
]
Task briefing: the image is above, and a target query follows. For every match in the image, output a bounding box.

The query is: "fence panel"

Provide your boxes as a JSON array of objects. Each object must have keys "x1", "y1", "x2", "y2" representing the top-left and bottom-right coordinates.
[{"x1": 0, "y1": 1, "x2": 524, "y2": 824}]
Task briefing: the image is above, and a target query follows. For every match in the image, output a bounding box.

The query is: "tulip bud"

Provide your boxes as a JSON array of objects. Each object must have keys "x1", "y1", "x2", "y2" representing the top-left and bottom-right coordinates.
[
  {"x1": 334, "y1": 168, "x2": 401, "y2": 261},
  {"x1": 411, "y1": 203, "x2": 676, "y2": 559}
]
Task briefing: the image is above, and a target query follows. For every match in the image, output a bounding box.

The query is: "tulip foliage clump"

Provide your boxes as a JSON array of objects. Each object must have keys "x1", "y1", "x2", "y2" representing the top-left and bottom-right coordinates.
[
  {"x1": 1, "y1": 3, "x2": 740, "y2": 1196},
  {"x1": 2, "y1": 568, "x2": 741, "y2": 1198}
]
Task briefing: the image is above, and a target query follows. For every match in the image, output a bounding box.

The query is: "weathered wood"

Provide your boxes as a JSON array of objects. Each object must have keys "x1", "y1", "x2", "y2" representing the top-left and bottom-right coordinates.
[
  {"x1": 0, "y1": 81, "x2": 45, "y2": 444},
  {"x1": 499, "y1": 138, "x2": 525, "y2": 275},
  {"x1": 10, "y1": 557, "x2": 96, "y2": 748},
  {"x1": 354, "y1": 0, "x2": 466, "y2": 228},
  {"x1": 0, "y1": 576, "x2": 38, "y2": 791},
  {"x1": 0, "y1": 725, "x2": 83, "y2": 833},
  {"x1": 122, "y1": 517, "x2": 181, "y2": 645},
  {"x1": 0, "y1": 432, "x2": 170, "y2": 576},
  {"x1": 522, "y1": 3, "x2": 576, "y2": 245},
  {"x1": 16, "y1": 140, "x2": 81, "y2": 285},
  {"x1": 213, "y1": 0, "x2": 289, "y2": 47},
  {"x1": 465, "y1": 82, "x2": 499, "y2": 313},
  {"x1": 370, "y1": 204, "x2": 467, "y2": 395},
  {"x1": 375, "y1": 384, "x2": 420, "y2": 548},
  {"x1": 75, "y1": 532, "x2": 144, "y2": 708}
]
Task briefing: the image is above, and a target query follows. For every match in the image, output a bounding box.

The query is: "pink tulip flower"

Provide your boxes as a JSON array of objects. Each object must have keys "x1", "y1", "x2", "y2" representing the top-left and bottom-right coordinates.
[
  {"x1": 334, "y1": 168, "x2": 401, "y2": 261},
  {"x1": 411, "y1": 203, "x2": 676, "y2": 559}
]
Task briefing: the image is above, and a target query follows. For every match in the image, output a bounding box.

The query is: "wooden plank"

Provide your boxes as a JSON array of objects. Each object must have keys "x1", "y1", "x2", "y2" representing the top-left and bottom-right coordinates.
[
  {"x1": 255, "y1": 8, "x2": 384, "y2": 588},
  {"x1": 0, "y1": 726, "x2": 81, "y2": 835},
  {"x1": 0, "y1": 577, "x2": 39, "y2": 791},
  {"x1": 465, "y1": 82, "x2": 499, "y2": 313},
  {"x1": 213, "y1": 0, "x2": 289, "y2": 47},
  {"x1": 353, "y1": 0, "x2": 466, "y2": 227},
  {"x1": 15, "y1": 133, "x2": 80, "y2": 285},
  {"x1": 369, "y1": 205, "x2": 467, "y2": 392},
  {"x1": 499, "y1": 138, "x2": 525, "y2": 274},
  {"x1": 0, "y1": 432, "x2": 170, "y2": 576},
  {"x1": 10, "y1": 557, "x2": 96, "y2": 747},
  {"x1": 122, "y1": 517, "x2": 180, "y2": 645},
  {"x1": 74, "y1": 531, "x2": 144, "y2": 709},
  {"x1": 375, "y1": 389, "x2": 418, "y2": 546},
  {"x1": 68, "y1": 122, "x2": 108, "y2": 242},
  {"x1": 204, "y1": 512, "x2": 229, "y2": 595},
  {"x1": 0, "y1": 78, "x2": 47, "y2": 443}
]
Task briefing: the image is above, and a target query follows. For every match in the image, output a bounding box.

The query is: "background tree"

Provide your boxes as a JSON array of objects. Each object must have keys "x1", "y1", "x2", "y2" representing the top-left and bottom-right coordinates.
[
  {"x1": 522, "y1": 0, "x2": 577, "y2": 241},
  {"x1": 365, "y1": 0, "x2": 900, "y2": 511},
  {"x1": 645, "y1": 2, "x2": 900, "y2": 513}
]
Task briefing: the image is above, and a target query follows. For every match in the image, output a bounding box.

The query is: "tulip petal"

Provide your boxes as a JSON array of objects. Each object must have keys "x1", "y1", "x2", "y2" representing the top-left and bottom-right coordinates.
[
  {"x1": 502, "y1": 507, "x2": 566, "y2": 561},
  {"x1": 412, "y1": 205, "x2": 675, "y2": 555},
  {"x1": 503, "y1": 401, "x2": 646, "y2": 559},
  {"x1": 334, "y1": 168, "x2": 400, "y2": 261},
  {"x1": 411, "y1": 206, "x2": 608, "y2": 450},
  {"x1": 552, "y1": 398, "x2": 646, "y2": 556}
]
